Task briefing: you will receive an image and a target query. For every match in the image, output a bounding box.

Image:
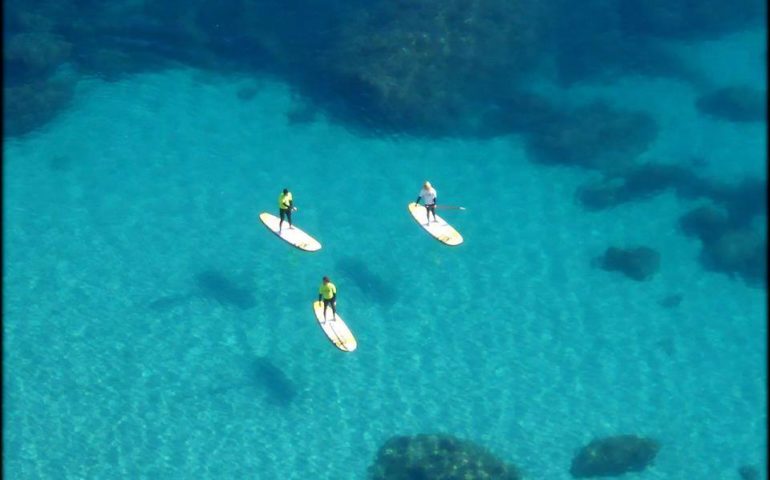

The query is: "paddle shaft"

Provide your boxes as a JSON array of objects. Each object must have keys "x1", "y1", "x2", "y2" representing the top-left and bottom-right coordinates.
[{"x1": 434, "y1": 205, "x2": 466, "y2": 211}]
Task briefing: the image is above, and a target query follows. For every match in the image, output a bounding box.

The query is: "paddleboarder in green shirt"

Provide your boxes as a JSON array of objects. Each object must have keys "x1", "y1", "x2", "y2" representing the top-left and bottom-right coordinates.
[
  {"x1": 318, "y1": 276, "x2": 337, "y2": 321},
  {"x1": 278, "y1": 188, "x2": 297, "y2": 233}
]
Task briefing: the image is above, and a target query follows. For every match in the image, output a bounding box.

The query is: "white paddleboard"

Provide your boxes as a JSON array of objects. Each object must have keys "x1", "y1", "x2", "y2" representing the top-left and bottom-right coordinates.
[
  {"x1": 259, "y1": 212, "x2": 322, "y2": 252},
  {"x1": 312, "y1": 301, "x2": 357, "y2": 352},
  {"x1": 408, "y1": 203, "x2": 463, "y2": 246}
]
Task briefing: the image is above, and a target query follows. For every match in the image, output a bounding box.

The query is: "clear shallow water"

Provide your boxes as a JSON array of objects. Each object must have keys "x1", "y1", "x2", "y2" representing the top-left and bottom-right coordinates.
[{"x1": 4, "y1": 31, "x2": 767, "y2": 480}]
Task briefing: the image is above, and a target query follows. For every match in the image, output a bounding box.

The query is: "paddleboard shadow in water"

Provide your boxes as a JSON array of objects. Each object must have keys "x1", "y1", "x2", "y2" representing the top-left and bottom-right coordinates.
[
  {"x1": 205, "y1": 356, "x2": 298, "y2": 407},
  {"x1": 336, "y1": 256, "x2": 398, "y2": 306},
  {"x1": 195, "y1": 269, "x2": 257, "y2": 310}
]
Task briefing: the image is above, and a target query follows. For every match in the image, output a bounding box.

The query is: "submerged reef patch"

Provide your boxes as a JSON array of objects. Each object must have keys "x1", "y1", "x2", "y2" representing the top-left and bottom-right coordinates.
[
  {"x1": 617, "y1": 0, "x2": 765, "y2": 39},
  {"x1": 5, "y1": 0, "x2": 762, "y2": 136},
  {"x1": 4, "y1": 79, "x2": 75, "y2": 138},
  {"x1": 679, "y1": 204, "x2": 767, "y2": 288},
  {"x1": 323, "y1": 0, "x2": 551, "y2": 135},
  {"x1": 738, "y1": 465, "x2": 760, "y2": 480},
  {"x1": 4, "y1": 32, "x2": 72, "y2": 84},
  {"x1": 524, "y1": 102, "x2": 658, "y2": 173},
  {"x1": 368, "y1": 434, "x2": 521, "y2": 480},
  {"x1": 596, "y1": 246, "x2": 661, "y2": 281},
  {"x1": 696, "y1": 86, "x2": 767, "y2": 123},
  {"x1": 570, "y1": 435, "x2": 660, "y2": 478}
]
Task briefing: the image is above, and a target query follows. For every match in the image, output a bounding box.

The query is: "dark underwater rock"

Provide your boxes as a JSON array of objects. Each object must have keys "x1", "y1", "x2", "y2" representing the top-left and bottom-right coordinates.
[
  {"x1": 369, "y1": 434, "x2": 520, "y2": 480},
  {"x1": 326, "y1": 0, "x2": 550, "y2": 134},
  {"x1": 576, "y1": 178, "x2": 626, "y2": 210},
  {"x1": 738, "y1": 464, "x2": 760, "y2": 480},
  {"x1": 703, "y1": 228, "x2": 767, "y2": 286},
  {"x1": 570, "y1": 435, "x2": 660, "y2": 478},
  {"x1": 237, "y1": 85, "x2": 260, "y2": 101},
  {"x1": 4, "y1": 32, "x2": 72, "y2": 83},
  {"x1": 597, "y1": 247, "x2": 661, "y2": 281},
  {"x1": 658, "y1": 293, "x2": 683, "y2": 309},
  {"x1": 576, "y1": 162, "x2": 693, "y2": 210},
  {"x1": 696, "y1": 86, "x2": 766, "y2": 123},
  {"x1": 552, "y1": 0, "x2": 703, "y2": 86},
  {"x1": 479, "y1": 90, "x2": 560, "y2": 136},
  {"x1": 716, "y1": 177, "x2": 768, "y2": 227},
  {"x1": 679, "y1": 204, "x2": 730, "y2": 243},
  {"x1": 525, "y1": 102, "x2": 658, "y2": 173},
  {"x1": 4, "y1": 79, "x2": 75, "y2": 137},
  {"x1": 618, "y1": 0, "x2": 765, "y2": 39}
]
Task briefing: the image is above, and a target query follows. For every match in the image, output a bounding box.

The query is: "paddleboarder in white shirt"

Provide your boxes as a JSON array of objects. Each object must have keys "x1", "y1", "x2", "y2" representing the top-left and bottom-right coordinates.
[{"x1": 414, "y1": 181, "x2": 438, "y2": 225}]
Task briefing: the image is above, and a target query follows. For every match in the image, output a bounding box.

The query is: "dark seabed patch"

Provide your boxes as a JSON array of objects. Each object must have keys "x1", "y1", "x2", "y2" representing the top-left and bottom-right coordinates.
[
  {"x1": 570, "y1": 435, "x2": 660, "y2": 478},
  {"x1": 369, "y1": 434, "x2": 521, "y2": 480},
  {"x1": 236, "y1": 85, "x2": 260, "y2": 101},
  {"x1": 658, "y1": 293, "x2": 683, "y2": 309},
  {"x1": 594, "y1": 246, "x2": 661, "y2": 281},
  {"x1": 696, "y1": 86, "x2": 766, "y2": 123},
  {"x1": 524, "y1": 102, "x2": 658, "y2": 173},
  {"x1": 286, "y1": 100, "x2": 318, "y2": 125},
  {"x1": 738, "y1": 465, "x2": 760, "y2": 480},
  {"x1": 679, "y1": 203, "x2": 767, "y2": 288}
]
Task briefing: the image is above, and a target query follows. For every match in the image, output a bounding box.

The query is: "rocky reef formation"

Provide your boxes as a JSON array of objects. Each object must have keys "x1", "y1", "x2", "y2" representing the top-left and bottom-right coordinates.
[
  {"x1": 4, "y1": 79, "x2": 75, "y2": 138},
  {"x1": 617, "y1": 0, "x2": 765, "y2": 39},
  {"x1": 679, "y1": 204, "x2": 731, "y2": 242},
  {"x1": 571, "y1": 157, "x2": 766, "y2": 290},
  {"x1": 4, "y1": 0, "x2": 764, "y2": 137},
  {"x1": 596, "y1": 247, "x2": 661, "y2": 281},
  {"x1": 570, "y1": 435, "x2": 660, "y2": 478},
  {"x1": 368, "y1": 434, "x2": 520, "y2": 480},
  {"x1": 4, "y1": 32, "x2": 72, "y2": 83},
  {"x1": 550, "y1": 0, "x2": 704, "y2": 85},
  {"x1": 738, "y1": 465, "x2": 760, "y2": 480},
  {"x1": 3, "y1": 16, "x2": 77, "y2": 138},
  {"x1": 576, "y1": 163, "x2": 691, "y2": 209},
  {"x1": 525, "y1": 102, "x2": 658, "y2": 173},
  {"x1": 325, "y1": 0, "x2": 551, "y2": 134},
  {"x1": 696, "y1": 86, "x2": 766, "y2": 123},
  {"x1": 679, "y1": 203, "x2": 767, "y2": 287},
  {"x1": 701, "y1": 226, "x2": 767, "y2": 285}
]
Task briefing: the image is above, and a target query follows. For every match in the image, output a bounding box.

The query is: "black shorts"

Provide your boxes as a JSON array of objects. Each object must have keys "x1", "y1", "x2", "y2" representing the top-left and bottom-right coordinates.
[
  {"x1": 279, "y1": 208, "x2": 292, "y2": 221},
  {"x1": 322, "y1": 298, "x2": 335, "y2": 307}
]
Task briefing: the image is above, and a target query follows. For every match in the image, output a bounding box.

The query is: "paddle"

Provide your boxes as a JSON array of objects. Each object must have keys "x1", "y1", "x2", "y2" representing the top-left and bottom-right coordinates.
[{"x1": 435, "y1": 205, "x2": 466, "y2": 211}]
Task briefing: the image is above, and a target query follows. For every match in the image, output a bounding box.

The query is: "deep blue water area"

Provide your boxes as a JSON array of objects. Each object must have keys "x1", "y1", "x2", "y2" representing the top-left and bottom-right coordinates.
[{"x1": 3, "y1": 1, "x2": 767, "y2": 478}]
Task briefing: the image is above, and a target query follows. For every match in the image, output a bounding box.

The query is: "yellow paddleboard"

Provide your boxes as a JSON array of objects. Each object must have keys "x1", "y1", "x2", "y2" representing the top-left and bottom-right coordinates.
[
  {"x1": 259, "y1": 212, "x2": 322, "y2": 252},
  {"x1": 407, "y1": 203, "x2": 463, "y2": 246},
  {"x1": 312, "y1": 301, "x2": 357, "y2": 352}
]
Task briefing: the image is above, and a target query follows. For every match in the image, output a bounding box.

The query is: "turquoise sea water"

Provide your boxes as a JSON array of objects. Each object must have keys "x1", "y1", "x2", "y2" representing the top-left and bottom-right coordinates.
[{"x1": 4, "y1": 30, "x2": 766, "y2": 480}]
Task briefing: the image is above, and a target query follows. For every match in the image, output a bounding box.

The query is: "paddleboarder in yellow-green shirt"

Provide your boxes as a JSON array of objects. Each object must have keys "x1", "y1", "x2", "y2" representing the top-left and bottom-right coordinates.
[
  {"x1": 278, "y1": 188, "x2": 297, "y2": 233},
  {"x1": 318, "y1": 276, "x2": 337, "y2": 321}
]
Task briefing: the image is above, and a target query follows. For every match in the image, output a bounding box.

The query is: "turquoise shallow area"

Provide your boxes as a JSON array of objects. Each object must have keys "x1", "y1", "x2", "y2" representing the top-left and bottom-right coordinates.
[{"x1": 3, "y1": 34, "x2": 766, "y2": 479}]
